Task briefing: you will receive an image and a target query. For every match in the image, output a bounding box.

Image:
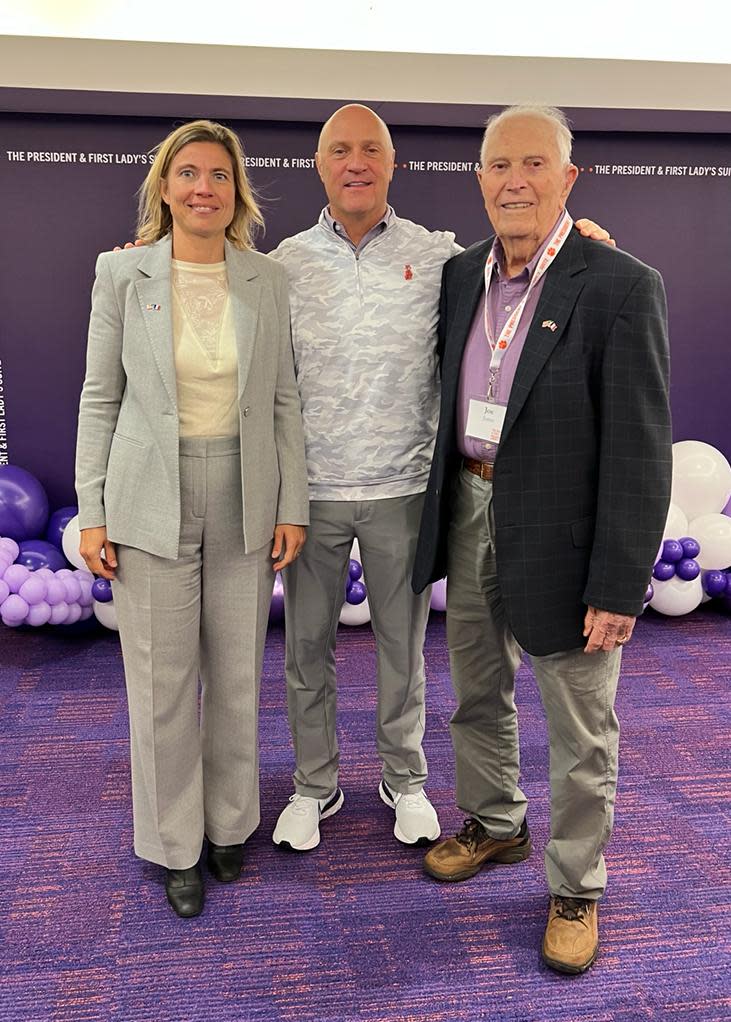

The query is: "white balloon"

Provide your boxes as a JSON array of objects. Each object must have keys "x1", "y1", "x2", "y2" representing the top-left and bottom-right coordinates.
[
  {"x1": 649, "y1": 575, "x2": 703, "y2": 616},
  {"x1": 662, "y1": 502, "x2": 688, "y2": 541},
  {"x1": 339, "y1": 595, "x2": 371, "y2": 627},
  {"x1": 688, "y1": 513, "x2": 731, "y2": 570},
  {"x1": 671, "y1": 440, "x2": 731, "y2": 520},
  {"x1": 60, "y1": 515, "x2": 87, "y2": 570},
  {"x1": 93, "y1": 598, "x2": 119, "y2": 631}
]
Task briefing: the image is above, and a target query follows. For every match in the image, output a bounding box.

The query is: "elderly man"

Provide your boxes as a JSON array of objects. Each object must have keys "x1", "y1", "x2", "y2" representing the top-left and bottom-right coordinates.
[
  {"x1": 413, "y1": 105, "x2": 672, "y2": 974},
  {"x1": 269, "y1": 103, "x2": 613, "y2": 855}
]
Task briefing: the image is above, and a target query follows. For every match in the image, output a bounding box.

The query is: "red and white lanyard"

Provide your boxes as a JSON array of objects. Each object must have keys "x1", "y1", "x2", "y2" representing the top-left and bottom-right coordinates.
[{"x1": 483, "y1": 210, "x2": 573, "y2": 397}]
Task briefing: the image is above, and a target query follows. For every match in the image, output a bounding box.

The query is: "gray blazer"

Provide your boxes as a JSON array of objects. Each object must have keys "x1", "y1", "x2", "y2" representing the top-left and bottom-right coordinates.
[{"x1": 76, "y1": 235, "x2": 309, "y2": 559}]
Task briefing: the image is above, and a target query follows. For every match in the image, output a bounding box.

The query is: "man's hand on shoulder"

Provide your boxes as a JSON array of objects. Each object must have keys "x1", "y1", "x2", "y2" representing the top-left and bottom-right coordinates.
[
  {"x1": 575, "y1": 218, "x2": 616, "y2": 247},
  {"x1": 583, "y1": 606, "x2": 636, "y2": 653},
  {"x1": 112, "y1": 239, "x2": 147, "y2": 252}
]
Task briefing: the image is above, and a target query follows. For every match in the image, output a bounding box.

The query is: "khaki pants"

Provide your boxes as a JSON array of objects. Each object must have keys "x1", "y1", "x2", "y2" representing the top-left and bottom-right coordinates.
[{"x1": 446, "y1": 468, "x2": 621, "y2": 899}]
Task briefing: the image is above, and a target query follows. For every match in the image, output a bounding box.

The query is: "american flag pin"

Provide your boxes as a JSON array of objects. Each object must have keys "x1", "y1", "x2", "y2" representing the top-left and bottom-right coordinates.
[
  {"x1": 541, "y1": 319, "x2": 557, "y2": 332},
  {"x1": 146, "y1": 303, "x2": 162, "y2": 312}
]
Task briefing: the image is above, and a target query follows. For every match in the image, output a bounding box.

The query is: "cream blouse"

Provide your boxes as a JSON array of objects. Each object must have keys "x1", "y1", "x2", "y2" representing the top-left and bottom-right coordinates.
[{"x1": 171, "y1": 259, "x2": 238, "y2": 437}]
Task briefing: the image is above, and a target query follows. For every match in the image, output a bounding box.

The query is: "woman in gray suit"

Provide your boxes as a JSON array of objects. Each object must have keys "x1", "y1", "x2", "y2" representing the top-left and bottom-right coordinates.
[{"x1": 75, "y1": 120, "x2": 309, "y2": 917}]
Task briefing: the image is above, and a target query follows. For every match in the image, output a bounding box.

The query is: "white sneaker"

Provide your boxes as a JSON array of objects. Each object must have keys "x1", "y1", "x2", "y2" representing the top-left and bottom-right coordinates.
[
  {"x1": 272, "y1": 788, "x2": 344, "y2": 851},
  {"x1": 378, "y1": 780, "x2": 441, "y2": 846}
]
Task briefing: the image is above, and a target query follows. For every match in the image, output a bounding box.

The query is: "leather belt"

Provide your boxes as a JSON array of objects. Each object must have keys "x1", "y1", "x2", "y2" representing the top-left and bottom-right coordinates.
[{"x1": 464, "y1": 458, "x2": 494, "y2": 481}]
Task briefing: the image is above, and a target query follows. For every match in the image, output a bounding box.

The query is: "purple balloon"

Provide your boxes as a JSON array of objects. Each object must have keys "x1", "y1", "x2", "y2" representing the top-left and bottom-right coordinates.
[
  {"x1": 91, "y1": 577, "x2": 113, "y2": 603},
  {"x1": 702, "y1": 570, "x2": 727, "y2": 598},
  {"x1": 4, "y1": 563, "x2": 30, "y2": 593},
  {"x1": 652, "y1": 560, "x2": 676, "y2": 582},
  {"x1": 1, "y1": 593, "x2": 29, "y2": 626},
  {"x1": 26, "y1": 601, "x2": 52, "y2": 627},
  {"x1": 18, "y1": 574, "x2": 48, "y2": 606},
  {"x1": 78, "y1": 605, "x2": 95, "y2": 621},
  {"x1": 348, "y1": 559, "x2": 363, "y2": 581},
  {"x1": 678, "y1": 536, "x2": 701, "y2": 560},
  {"x1": 675, "y1": 558, "x2": 700, "y2": 581},
  {"x1": 76, "y1": 577, "x2": 94, "y2": 607},
  {"x1": 17, "y1": 539, "x2": 67, "y2": 573},
  {"x1": 661, "y1": 539, "x2": 684, "y2": 563},
  {"x1": 45, "y1": 505, "x2": 79, "y2": 551},
  {"x1": 0, "y1": 466, "x2": 50, "y2": 541},
  {"x1": 346, "y1": 579, "x2": 367, "y2": 605},
  {"x1": 45, "y1": 577, "x2": 67, "y2": 606},
  {"x1": 644, "y1": 583, "x2": 654, "y2": 604},
  {"x1": 0, "y1": 579, "x2": 9, "y2": 605},
  {"x1": 726, "y1": 574, "x2": 731, "y2": 597},
  {"x1": 430, "y1": 578, "x2": 447, "y2": 612}
]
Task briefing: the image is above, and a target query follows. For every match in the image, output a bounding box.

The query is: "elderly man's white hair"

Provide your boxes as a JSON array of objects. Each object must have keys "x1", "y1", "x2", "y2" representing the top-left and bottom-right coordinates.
[{"x1": 479, "y1": 105, "x2": 574, "y2": 169}]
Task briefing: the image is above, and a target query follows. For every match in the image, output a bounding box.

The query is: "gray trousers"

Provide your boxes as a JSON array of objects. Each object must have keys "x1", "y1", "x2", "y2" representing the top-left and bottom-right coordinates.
[
  {"x1": 446, "y1": 468, "x2": 621, "y2": 899},
  {"x1": 283, "y1": 493, "x2": 432, "y2": 799},
  {"x1": 112, "y1": 436, "x2": 272, "y2": 870}
]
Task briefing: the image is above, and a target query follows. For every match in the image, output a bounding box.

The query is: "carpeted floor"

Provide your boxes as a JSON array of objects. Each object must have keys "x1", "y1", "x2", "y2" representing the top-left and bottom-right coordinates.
[{"x1": 1, "y1": 606, "x2": 729, "y2": 1022}]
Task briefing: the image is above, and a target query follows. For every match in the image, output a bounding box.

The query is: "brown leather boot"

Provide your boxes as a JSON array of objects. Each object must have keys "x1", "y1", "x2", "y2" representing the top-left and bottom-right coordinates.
[
  {"x1": 542, "y1": 896, "x2": 599, "y2": 974},
  {"x1": 423, "y1": 817, "x2": 531, "y2": 881}
]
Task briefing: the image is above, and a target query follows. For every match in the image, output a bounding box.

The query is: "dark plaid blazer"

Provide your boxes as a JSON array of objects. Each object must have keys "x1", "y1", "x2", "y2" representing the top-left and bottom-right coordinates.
[{"x1": 412, "y1": 228, "x2": 673, "y2": 656}]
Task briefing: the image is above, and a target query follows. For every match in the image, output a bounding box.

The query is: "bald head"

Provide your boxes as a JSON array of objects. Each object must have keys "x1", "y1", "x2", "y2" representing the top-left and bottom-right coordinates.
[
  {"x1": 315, "y1": 103, "x2": 396, "y2": 246},
  {"x1": 317, "y1": 104, "x2": 394, "y2": 156}
]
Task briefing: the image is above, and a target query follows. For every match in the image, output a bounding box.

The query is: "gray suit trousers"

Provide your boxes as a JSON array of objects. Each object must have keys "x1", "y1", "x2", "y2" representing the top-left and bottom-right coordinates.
[
  {"x1": 446, "y1": 468, "x2": 621, "y2": 899},
  {"x1": 283, "y1": 493, "x2": 431, "y2": 799},
  {"x1": 113, "y1": 436, "x2": 273, "y2": 870}
]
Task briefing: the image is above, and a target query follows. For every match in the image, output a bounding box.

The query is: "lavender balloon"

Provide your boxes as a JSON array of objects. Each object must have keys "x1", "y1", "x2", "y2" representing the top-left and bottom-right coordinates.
[
  {"x1": 1, "y1": 593, "x2": 29, "y2": 626},
  {"x1": 652, "y1": 560, "x2": 676, "y2": 582},
  {"x1": 27, "y1": 601, "x2": 52, "y2": 627},
  {"x1": 0, "y1": 537, "x2": 20, "y2": 561},
  {"x1": 18, "y1": 574, "x2": 48, "y2": 606},
  {"x1": 675, "y1": 558, "x2": 700, "y2": 581},
  {"x1": 4, "y1": 563, "x2": 30, "y2": 594}
]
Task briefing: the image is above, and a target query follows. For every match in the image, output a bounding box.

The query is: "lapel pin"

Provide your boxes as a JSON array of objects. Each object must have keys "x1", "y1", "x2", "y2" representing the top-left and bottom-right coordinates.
[
  {"x1": 541, "y1": 319, "x2": 558, "y2": 332},
  {"x1": 146, "y1": 303, "x2": 162, "y2": 312}
]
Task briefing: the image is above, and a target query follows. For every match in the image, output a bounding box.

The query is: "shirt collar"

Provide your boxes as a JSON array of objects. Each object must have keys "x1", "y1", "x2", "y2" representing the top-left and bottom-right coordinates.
[
  {"x1": 491, "y1": 209, "x2": 567, "y2": 283},
  {"x1": 320, "y1": 204, "x2": 394, "y2": 240}
]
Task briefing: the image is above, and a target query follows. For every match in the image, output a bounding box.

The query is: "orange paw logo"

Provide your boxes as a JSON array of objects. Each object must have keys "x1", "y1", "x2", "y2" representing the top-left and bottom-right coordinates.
[{"x1": 404, "y1": 264, "x2": 413, "y2": 280}]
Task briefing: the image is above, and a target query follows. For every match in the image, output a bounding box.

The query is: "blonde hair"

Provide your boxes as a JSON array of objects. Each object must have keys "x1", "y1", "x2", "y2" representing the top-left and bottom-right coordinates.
[{"x1": 137, "y1": 120, "x2": 264, "y2": 250}]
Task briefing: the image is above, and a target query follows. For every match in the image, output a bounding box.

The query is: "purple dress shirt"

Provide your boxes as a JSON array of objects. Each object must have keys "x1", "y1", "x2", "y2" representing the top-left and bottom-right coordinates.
[{"x1": 457, "y1": 213, "x2": 569, "y2": 464}]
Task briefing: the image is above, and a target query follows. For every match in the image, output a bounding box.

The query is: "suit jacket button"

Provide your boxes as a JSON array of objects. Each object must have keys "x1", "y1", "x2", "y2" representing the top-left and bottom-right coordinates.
[{"x1": 243, "y1": 407, "x2": 250, "y2": 417}]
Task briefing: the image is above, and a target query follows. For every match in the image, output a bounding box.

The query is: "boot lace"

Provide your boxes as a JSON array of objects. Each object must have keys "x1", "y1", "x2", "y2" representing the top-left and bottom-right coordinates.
[
  {"x1": 455, "y1": 817, "x2": 487, "y2": 849},
  {"x1": 553, "y1": 897, "x2": 592, "y2": 923}
]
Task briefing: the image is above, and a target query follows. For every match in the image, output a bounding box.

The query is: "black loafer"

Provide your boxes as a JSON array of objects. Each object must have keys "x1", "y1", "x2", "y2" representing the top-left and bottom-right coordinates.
[
  {"x1": 207, "y1": 841, "x2": 244, "y2": 883},
  {"x1": 165, "y1": 864, "x2": 204, "y2": 917}
]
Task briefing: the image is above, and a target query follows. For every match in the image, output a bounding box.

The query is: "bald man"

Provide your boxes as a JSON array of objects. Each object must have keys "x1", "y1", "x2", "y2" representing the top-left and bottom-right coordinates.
[{"x1": 269, "y1": 104, "x2": 612, "y2": 854}]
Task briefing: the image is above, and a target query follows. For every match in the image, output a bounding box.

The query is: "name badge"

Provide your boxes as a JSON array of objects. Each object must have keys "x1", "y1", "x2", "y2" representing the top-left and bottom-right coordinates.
[{"x1": 466, "y1": 399, "x2": 506, "y2": 445}]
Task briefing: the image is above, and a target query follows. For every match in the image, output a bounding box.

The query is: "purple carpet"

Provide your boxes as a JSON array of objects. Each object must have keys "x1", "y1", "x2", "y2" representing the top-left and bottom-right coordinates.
[{"x1": 1, "y1": 607, "x2": 729, "y2": 1021}]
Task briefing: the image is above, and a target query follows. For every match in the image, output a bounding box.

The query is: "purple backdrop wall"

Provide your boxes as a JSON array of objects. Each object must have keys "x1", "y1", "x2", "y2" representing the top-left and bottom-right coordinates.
[{"x1": 1, "y1": 95, "x2": 729, "y2": 509}]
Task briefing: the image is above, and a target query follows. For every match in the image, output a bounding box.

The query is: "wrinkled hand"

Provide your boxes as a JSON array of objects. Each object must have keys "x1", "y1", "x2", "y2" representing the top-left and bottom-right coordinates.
[
  {"x1": 79, "y1": 526, "x2": 118, "y2": 580},
  {"x1": 583, "y1": 606, "x2": 635, "y2": 653},
  {"x1": 575, "y1": 218, "x2": 616, "y2": 247},
  {"x1": 112, "y1": 239, "x2": 146, "y2": 252},
  {"x1": 272, "y1": 524, "x2": 306, "y2": 571}
]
